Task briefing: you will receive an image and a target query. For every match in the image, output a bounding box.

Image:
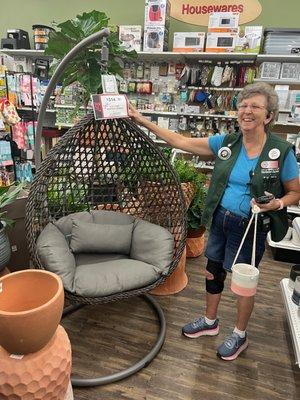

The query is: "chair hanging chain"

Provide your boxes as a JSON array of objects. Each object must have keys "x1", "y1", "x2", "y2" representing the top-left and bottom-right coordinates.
[{"x1": 100, "y1": 37, "x2": 109, "y2": 74}]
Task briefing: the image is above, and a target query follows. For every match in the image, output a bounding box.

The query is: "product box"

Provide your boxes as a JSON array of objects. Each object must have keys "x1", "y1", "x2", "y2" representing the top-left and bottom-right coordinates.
[
  {"x1": 235, "y1": 26, "x2": 263, "y2": 53},
  {"x1": 205, "y1": 32, "x2": 237, "y2": 53},
  {"x1": 173, "y1": 32, "x2": 205, "y2": 52},
  {"x1": 144, "y1": 0, "x2": 171, "y2": 27},
  {"x1": 208, "y1": 12, "x2": 239, "y2": 33},
  {"x1": 143, "y1": 26, "x2": 168, "y2": 52},
  {"x1": 119, "y1": 25, "x2": 142, "y2": 52}
]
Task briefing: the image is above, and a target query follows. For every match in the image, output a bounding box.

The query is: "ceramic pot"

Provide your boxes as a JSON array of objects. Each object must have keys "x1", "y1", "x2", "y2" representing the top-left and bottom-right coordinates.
[
  {"x1": 231, "y1": 263, "x2": 259, "y2": 297},
  {"x1": 0, "y1": 325, "x2": 72, "y2": 400},
  {"x1": 0, "y1": 270, "x2": 64, "y2": 354},
  {"x1": 0, "y1": 223, "x2": 11, "y2": 271},
  {"x1": 292, "y1": 276, "x2": 300, "y2": 306}
]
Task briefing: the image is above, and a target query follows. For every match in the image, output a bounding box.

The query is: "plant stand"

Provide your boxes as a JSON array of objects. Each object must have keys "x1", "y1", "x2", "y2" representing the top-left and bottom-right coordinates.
[{"x1": 0, "y1": 325, "x2": 72, "y2": 399}]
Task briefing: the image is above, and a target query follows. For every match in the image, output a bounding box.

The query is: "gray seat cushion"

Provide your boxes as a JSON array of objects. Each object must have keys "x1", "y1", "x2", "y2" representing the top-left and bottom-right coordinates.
[
  {"x1": 74, "y1": 259, "x2": 161, "y2": 297},
  {"x1": 36, "y1": 210, "x2": 174, "y2": 297},
  {"x1": 75, "y1": 253, "x2": 128, "y2": 266}
]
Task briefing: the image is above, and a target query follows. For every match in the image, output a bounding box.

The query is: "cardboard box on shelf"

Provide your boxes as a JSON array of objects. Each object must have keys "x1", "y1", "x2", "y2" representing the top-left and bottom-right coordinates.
[
  {"x1": 119, "y1": 25, "x2": 142, "y2": 52},
  {"x1": 173, "y1": 32, "x2": 205, "y2": 52},
  {"x1": 208, "y1": 12, "x2": 239, "y2": 33},
  {"x1": 144, "y1": 0, "x2": 171, "y2": 27},
  {"x1": 235, "y1": 26, "x2": 263, "y2": 53},
  {"x1": 143, "y1": 26, "x2": 168, "y2": 52},
  {"x1": 205, "y1": 32, "x2": 237, "y2": 53}
]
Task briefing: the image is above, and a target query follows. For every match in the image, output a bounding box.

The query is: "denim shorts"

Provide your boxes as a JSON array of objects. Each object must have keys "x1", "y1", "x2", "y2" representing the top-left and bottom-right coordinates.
[{"x1": 205, "y1": 206, "x2": 267, "y2": 272}]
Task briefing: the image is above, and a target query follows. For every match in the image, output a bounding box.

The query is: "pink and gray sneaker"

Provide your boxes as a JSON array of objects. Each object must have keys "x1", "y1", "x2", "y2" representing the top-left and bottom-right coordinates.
[
  {"x1": 182, "y1": 316, "x2": 219, "y2": 338},
  {"x1": 217, "y1": 332, "x2": 248, "y2": 361}
]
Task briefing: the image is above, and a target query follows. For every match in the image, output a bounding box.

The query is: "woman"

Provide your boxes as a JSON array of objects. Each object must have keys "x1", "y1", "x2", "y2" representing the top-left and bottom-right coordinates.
[{"x1": 129, "y1": 82, "x2": 300, "y2": 361}]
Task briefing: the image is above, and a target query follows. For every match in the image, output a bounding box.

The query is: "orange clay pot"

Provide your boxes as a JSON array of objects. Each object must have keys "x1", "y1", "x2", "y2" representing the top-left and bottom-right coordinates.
[
  {"x1": 0, "y1": 325, "x2": 72, "y2": 400},
  {"x1": 0, "y1": 270, "x2": 64, "y2": 355}
]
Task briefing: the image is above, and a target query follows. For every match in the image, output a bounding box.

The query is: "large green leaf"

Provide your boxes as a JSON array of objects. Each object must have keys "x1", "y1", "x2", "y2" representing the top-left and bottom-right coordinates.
[{"x1": 45, "y1": 31, "x2": 75, "y2": 57}]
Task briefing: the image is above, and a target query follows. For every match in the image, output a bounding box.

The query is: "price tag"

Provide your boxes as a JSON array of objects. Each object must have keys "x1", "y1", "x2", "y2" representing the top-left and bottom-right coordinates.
[
  {"x1": 101, "y1": 75, "x2": 119, "y2": 94},
  {"x1": 91, "y1": 94, "x2": 129, "y2": 120}
]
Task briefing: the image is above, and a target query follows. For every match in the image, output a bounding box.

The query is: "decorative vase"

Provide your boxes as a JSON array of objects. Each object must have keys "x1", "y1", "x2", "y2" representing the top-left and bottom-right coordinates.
[
  {"x1": 0, "y1": 269, "x2": 64, "y2": 355},
  {"x1": 186, "y1": 227, "x2": 206, "y2": 258},
  {"x1": 0, "y1": 223, "x2": 11, "y2": 272},
  {"x1": 0, "y1": 325, "x2": 72, "y2": 400}
]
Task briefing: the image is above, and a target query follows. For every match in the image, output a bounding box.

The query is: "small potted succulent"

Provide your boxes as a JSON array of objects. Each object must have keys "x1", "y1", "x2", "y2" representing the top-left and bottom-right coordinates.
[{"x1": 0, "y1": 183, "x2": 25, "y2": 271}]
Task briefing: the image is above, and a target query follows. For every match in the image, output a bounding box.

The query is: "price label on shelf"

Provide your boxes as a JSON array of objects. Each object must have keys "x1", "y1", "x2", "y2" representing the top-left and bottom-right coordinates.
[{"x1": 91, "y1": 94, "x2": 129, "y2": 120}]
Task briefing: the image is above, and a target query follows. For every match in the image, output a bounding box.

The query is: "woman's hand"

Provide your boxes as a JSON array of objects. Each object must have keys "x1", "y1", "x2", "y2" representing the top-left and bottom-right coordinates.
[
  {"x1": 251, "y1": 191, "x2": 281, "y2": 212},
  {"x1": 128, "y1": 103, "x2": 146, "y2": 125}
]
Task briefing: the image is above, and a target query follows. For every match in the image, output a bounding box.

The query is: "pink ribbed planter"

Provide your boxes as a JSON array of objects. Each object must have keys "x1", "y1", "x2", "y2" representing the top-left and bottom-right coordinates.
[
  {"x1": 0, "y1": 325, "x2": 72, "y2": 400},
  {"x1": 0, "y1": 270, "x2": 64, "y2": 355}
]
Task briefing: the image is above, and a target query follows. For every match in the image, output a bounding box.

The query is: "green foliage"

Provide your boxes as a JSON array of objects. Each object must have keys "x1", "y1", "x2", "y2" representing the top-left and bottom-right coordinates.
[
  {"x1": 173, "y1": 159, "x2": 207, "y2": 231},
  {"x1": 0, "y1": 183, "x2": 25, "y2": 228},
  {"x1": 47, "y1": 171, "x2": 89, "y2": 213},
  {"x1": 45, "y1": 10, "x2": 137, "y2": 105}
]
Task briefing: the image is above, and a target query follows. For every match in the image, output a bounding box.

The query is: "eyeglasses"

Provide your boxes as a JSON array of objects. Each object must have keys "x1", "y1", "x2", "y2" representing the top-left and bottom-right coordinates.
[{"x1": 237, "y1": 104, "x2": 267, "y2": 112}]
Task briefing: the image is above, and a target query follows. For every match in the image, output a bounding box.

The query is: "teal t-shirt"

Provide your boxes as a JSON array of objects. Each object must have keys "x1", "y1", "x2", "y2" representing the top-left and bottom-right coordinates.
[{"x1": 209, "y1": 134, "x2": 299, "y2": 217}]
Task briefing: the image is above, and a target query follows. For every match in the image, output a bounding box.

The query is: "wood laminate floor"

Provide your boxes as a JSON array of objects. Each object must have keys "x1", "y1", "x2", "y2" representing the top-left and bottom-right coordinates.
[{"x1": 61, "y1": 246, "x2": 300, "y2": 400}]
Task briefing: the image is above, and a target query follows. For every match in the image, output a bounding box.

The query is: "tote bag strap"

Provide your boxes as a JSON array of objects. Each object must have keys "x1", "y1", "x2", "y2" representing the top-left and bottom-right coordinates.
[{"x1": 231, "y1": 206, "x2": 260, "y2": 269}]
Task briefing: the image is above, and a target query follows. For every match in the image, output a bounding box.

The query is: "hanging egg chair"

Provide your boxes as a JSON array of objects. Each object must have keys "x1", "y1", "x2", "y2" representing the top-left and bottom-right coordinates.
[{"x1": 25, "y1": 29, "x2": 187, "y2": 387}]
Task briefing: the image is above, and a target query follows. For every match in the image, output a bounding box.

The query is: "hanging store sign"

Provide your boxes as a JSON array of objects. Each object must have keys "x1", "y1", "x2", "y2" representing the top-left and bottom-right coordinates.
[{"x1": 170, "y1": 0, "x2": 262, "y2": 26}]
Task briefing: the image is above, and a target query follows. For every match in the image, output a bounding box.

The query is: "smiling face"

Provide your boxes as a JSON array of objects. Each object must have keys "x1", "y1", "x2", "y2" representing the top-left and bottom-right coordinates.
[{"x1": 237, "y1": 94, "x2": 272, "y2": 134}]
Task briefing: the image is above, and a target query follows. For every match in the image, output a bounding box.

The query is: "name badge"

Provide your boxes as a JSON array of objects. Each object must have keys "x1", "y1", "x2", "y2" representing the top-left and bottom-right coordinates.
[{"x1": 261, "y1": 160, "x2": 279, "y2": 169}]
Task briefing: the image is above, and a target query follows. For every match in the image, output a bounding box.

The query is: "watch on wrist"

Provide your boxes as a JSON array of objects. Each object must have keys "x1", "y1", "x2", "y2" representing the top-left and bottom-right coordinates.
[{"x1": 275, "y1": 198, "x2": 284, "y2": 210}]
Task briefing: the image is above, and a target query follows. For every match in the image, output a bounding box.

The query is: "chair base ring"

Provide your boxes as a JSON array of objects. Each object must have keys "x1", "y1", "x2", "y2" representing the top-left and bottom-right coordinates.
[{"x1": 63, "y1": 294, "x2": 166, "y2": 387}]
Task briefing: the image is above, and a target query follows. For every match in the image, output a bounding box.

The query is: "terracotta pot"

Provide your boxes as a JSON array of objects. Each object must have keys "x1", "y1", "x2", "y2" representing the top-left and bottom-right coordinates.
[
  {"x1": 186, "y1": 228, "x2": 206, "y2": 258},
  {"x1": 0, "y1": 325, "x2": 72, "y2": 400},
  {"x1": 0, "y1": 270, "x2": 64, "y2": 355}
]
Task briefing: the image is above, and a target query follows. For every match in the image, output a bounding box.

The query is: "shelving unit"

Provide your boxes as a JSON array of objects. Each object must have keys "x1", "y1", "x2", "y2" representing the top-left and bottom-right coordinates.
[{"x1": 280, "y1": 278, "x2": 300, "y2": 367}]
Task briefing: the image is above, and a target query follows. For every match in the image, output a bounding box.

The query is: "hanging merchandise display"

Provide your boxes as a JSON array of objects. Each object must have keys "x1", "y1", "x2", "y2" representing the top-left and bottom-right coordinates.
[{"x1": 0, "y1": 98, "x2": 20, "y2": 126}]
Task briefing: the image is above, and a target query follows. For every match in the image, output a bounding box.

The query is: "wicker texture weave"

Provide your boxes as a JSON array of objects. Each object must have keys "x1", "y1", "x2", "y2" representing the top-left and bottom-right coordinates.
[{"x1": 25, "y1": 115, "x2": 187, "y2": 305}]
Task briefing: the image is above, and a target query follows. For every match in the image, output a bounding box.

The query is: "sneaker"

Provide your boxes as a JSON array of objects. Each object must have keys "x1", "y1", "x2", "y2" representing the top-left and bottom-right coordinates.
[
  {"x1": 217, "y1": 332, "x2": 248, "y2": 361},
  {"x1": 182, "y1": 316, "x2": 219, "y2": 338}
]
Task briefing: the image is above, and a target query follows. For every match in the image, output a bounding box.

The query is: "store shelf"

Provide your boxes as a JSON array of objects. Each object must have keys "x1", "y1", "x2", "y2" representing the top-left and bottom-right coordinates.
[
  {"x1": 257, "y1": 54, "x2": 300, "y2": 63},
  {"x1": 136, "y1": 51, "x2": 257, "y2": 62},
  {"x1": 288, "y1": 205, "x2": 300, "y2": 215},
  {"x1": 254, "y1": 78, "x2": 300, "y2": 85},
  {"x1": 0, "y1": 49, "x2": 52, "y2": 58},
  {"x1": 55, "y1": 123, "x2": 74, "y2": 128},
  {"x1": 274, "y1": 121, "x2": 300, "y2": 127},
  {"x1": 280, "y1": 278, "x2": 300, "y2": 367},
  {"x1": 187, "y1": 86, "x2": 243, "y2": 91},
  {"x1": 17, "y1": 106, "x2": 56, "y2": 113},
  {"x1": 139, "y1": 110, "x2": 237, "y2": 119},
  {"x1": 140, "y1": 110, "x2": 177, "y2": 116}
]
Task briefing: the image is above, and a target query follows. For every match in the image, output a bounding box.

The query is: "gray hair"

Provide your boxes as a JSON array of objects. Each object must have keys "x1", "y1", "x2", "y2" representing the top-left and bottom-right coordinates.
[{"x1": 237, "y1": 82, "x2": 279, "y2": 130}]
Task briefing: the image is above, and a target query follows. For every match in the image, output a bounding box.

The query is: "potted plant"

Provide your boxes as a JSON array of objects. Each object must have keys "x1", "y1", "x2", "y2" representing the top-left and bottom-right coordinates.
[
  {"x1": 45, "y1": 10, "x2": 137, "y2": 107},
  {"x1": 0, "y1": 183, "x2": 25, "y2": 271},
  {"x1": 173, "y1": 159, "x2": 207, "y2": 258}
]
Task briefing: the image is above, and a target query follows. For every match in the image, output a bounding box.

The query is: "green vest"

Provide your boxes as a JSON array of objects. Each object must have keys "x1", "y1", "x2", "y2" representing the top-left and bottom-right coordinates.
[{"x1": 201, "y1": 132, "x2": 292, "y2": 242}]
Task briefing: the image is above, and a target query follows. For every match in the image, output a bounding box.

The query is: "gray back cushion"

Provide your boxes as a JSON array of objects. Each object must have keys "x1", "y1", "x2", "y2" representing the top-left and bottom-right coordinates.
[
  {"x1": 54, "y1": 211, "x2": 92, "y2": 236},
  {"x1": 91, "y1": 210, "x2": 134, "y2": 225},
  {"x1": 36, "y1": 223, "x2": 75, "y2": 292},
  {"x1": 130, "y1": 219, "x2": 174, "y2": 274},
  {"x1": 70, "y1": 220, "x2": 134, "y2": 255}
]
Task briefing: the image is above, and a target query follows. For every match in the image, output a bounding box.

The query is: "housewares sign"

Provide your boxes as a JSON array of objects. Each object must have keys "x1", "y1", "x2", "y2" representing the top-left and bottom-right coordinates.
[{"x1": 170, "y1": 0, "x2": 262, "y2": 25}]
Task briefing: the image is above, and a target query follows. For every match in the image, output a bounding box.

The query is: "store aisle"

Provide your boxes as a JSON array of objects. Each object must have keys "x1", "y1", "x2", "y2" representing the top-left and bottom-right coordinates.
[{"x1": 62, "y1": 246, "x2": 300, "y2": 400}]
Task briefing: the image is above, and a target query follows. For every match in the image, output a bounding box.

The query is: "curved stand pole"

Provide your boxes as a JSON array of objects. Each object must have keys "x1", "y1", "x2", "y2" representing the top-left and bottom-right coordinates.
[
  {"x1": 35, "y1": 28, "x2": 110, "y2": 168},
  {"x1": 62, "y1": 294, "x2": 166, "y2": 387}
]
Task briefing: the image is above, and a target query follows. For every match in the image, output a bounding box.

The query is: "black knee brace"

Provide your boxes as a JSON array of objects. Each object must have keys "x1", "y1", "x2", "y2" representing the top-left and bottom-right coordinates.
[{"x1": 205, "y1": 259, "x2": 227, "y2": 294}]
